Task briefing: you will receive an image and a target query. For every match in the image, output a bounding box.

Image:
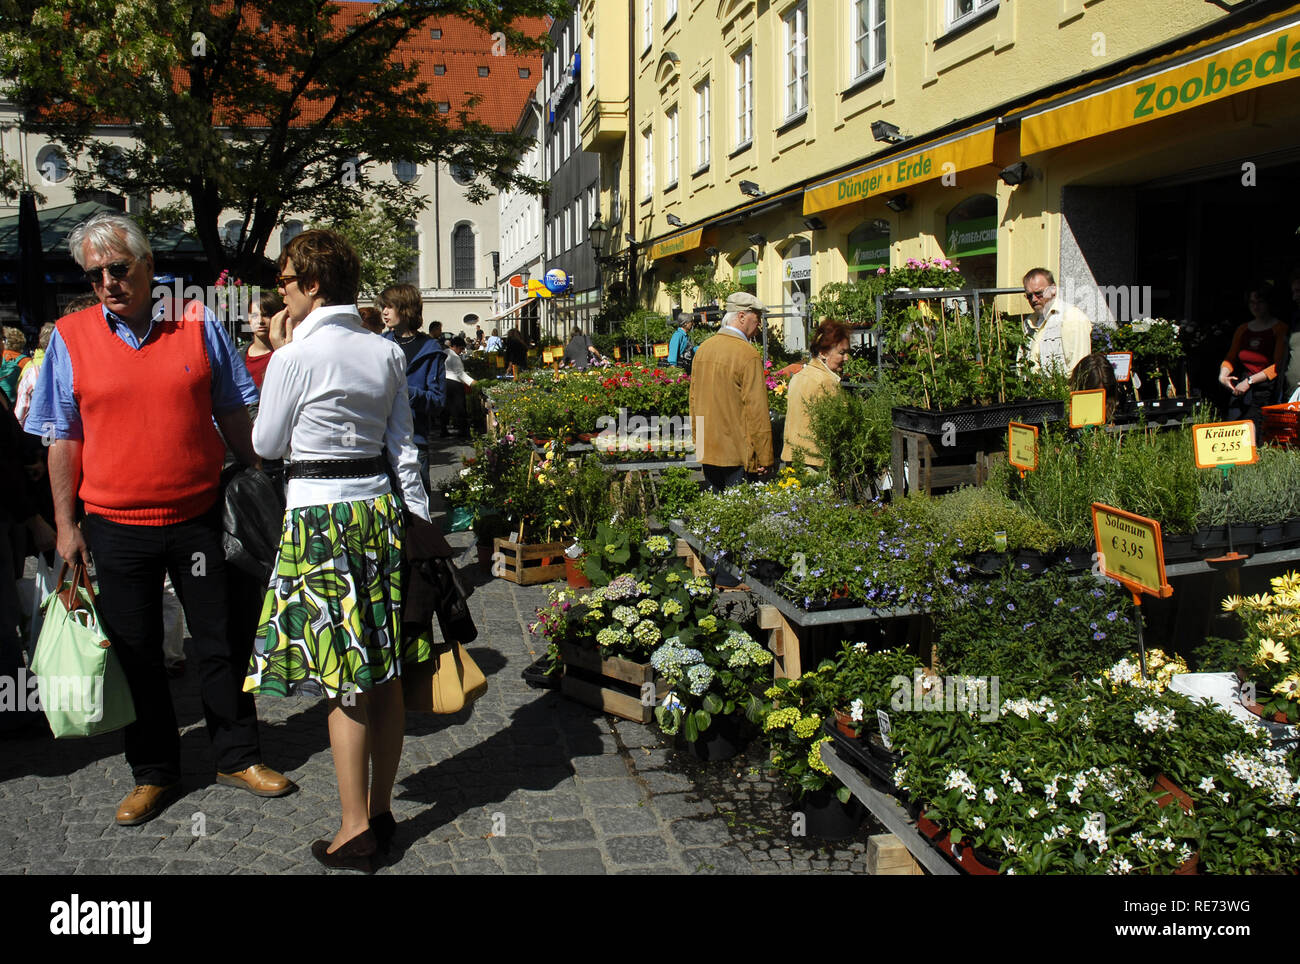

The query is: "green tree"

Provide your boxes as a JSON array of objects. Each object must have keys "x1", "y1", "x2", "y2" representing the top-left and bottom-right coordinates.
[
  {"x1": 0, "y1": 0, "x2": 566, "y2": 279},
  {"x1": 312, "y1": 196, "x2": 420, "y2": 295}
]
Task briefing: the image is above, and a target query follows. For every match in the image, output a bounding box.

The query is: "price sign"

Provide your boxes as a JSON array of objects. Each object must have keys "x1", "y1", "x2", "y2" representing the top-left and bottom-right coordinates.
[
  {"x1": 1008, "y1": 421, "x2": 1038, "y2": 472},
  {"x1": 653, "y1": 342, "x2": 670, "y2": 359},
  {"x1": 1091, "y1": 503, "x2": 1171, "y2": 599},
  {"x1": 1192, "y1": 420, "x2": 1257, "y2": 469},
  {"x1": 494, "y1": 354, "x2": 505, "y2": 369},
  {"x1": 1106, "y1": 352, "x2": 1133, "y2": 382},
  {"x1": 1069, "y1": 389, "x2": 1107, "y2": 428},
  {"x1": 542, "y1": 349, "x2": 554, "y2": 364},
  {"x1": 613, "y1": 347, "x2": 622, "y2": 360}
]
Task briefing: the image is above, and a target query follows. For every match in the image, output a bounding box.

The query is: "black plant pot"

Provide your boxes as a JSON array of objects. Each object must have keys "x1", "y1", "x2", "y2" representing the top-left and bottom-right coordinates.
[
  {"x1": 1284, "y1": 518, "x2": 1300, "y2": 542},
  {"x1": 1052, "y1": 545, "x2": 1093, "y2": 572},
  {"x1": 1012, "y1": 549, "x2": 1048, "y2": 574},
  {"x1": 1192, "y1": 526, "x2": 1229, "y2": 556},
  {"x1": 684, "y1": 713, "x2": 750, "y2": 763},
  {"x1": 800, "y1": 788, "x2": 865, "y2": 840},
  {"x1": 970, "y1": 551, "x2": 1011, "y2": 576},
  {"x1": 1228, "y1": 524, "x2": 1258, "y2": 556},
  {"x1": 1161, "y1": 534, "x2": 1197, "y2": 564},
  {"x1": 1257, "y1": 523, "x2": 1287, "y2": 550}
]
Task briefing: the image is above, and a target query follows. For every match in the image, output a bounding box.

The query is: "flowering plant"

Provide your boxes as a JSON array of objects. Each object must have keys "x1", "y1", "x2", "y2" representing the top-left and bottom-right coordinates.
[
  {"x1": 652, "y1": 627, "x2": 771, "y2": 742},
  {"x1": 760, "y1": 662, "x2": 850, "y2": 803},
  {"x1": 1212, "y1": 572, "x2": 1300, "y2": 723}
]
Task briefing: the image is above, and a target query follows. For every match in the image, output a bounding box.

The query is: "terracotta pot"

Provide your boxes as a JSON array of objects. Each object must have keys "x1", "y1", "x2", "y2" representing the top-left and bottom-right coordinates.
[
  {"x1": 1242, "y1": 700, "x2": 1291, "y2": 724},
  {"x1": 833, "y1": 708, "x2": 859, "y2": 738},
  {"x1": 1175, "y1": 853, "x2": 1200, "y2": 875},
  {"x1": 1153, "y1": 773, "x2": 1194, "y2": 814},
  {"x1": 565, "y1": 555, "x2": 591, "y2": 589}
]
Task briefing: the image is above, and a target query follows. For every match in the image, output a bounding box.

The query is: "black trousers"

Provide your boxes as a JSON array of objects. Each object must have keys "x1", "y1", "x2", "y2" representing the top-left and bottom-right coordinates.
[{"x1": 82, "y1": 508, "x2": 261, "y2": 786}]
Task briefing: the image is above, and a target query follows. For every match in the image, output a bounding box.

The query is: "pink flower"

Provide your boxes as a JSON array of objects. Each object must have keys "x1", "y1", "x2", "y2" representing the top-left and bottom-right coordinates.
[
  {"x1": 505, "y1": 433, "x2": 515, "y2": 442},
  {"x1": 877, "y1": 267, "x2": 887, "y2": 275}
]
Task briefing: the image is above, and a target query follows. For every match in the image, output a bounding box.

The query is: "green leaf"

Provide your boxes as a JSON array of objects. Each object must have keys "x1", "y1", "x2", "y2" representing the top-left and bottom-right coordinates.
[
  {"x1": 683, "y1": 711, "x2": 699, "y2": 742},
  {"x1": 702, "y1": 693, "x2": 723, "y2": 715},
  {"x1": 835, "y1": 785, "x2": 852, "y2": 804},
  {"x1": 694, "y1": 709, "x2": 712, "y2": 733}
]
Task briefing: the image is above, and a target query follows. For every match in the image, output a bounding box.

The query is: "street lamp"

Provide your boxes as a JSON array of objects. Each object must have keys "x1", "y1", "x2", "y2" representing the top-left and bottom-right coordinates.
[{"x1": 588, "y1": 215, "x2": 609, "y2": 256}]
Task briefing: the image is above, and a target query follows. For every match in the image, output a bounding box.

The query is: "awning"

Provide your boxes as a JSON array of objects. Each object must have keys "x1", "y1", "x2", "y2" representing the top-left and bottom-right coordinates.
[
  {"x1": 802, "y1": 123, "x2": 997, "y2": 216},
  {"x1": 488, "y1": 296, "x2": 538, "y2": 322},
  {"x1": 1019, "y1": 7, "x2": 1300, "y2": 155},
  {"x1": 649, "y1": 226, "x2": 704, "y2": 260}
]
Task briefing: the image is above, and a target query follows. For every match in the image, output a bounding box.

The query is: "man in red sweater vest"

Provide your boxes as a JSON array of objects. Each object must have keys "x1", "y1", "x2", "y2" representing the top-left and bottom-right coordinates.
[{"x1": 26, "y1": 212, "x2": 295, "y2": 827}]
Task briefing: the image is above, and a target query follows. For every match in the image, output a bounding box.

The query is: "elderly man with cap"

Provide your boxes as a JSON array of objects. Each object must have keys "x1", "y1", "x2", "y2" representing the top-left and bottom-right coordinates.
[{"x1": 688, "y1": 292, "x2": 774, "y2": 492}]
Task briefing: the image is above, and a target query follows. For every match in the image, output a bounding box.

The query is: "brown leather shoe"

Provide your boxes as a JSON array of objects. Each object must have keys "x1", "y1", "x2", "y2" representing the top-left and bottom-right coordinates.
[
  {"x1": 115, "y1": 784, "x2": 180, "y2": 826},
  {"x1": 216, "y1": 764, "x2": 297, "y2": 798}
]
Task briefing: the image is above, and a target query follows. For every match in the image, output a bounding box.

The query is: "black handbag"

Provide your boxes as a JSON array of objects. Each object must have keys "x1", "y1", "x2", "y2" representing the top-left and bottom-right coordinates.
[{"x1": 220, "y1": 465, "x2": 286, "y2": 583}]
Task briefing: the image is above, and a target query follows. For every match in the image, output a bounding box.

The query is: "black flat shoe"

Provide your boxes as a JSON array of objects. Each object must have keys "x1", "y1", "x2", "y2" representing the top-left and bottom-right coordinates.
[
  {"x1": 311, "y1": 829, "x2": 377, "y2": 873},
  {"x1": 369, "y1": 812, "x2": 396, "y2": 853}
]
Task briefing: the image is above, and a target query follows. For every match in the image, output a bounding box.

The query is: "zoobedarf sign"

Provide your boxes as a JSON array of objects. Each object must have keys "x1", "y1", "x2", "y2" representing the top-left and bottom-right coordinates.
[{"x1": 1022, "y1": 17, "x2": 1300, "y2": 155}]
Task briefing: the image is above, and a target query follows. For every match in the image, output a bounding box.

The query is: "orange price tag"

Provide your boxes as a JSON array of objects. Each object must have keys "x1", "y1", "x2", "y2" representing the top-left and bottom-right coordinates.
[
  {"x1": 653, "y1": 343, "x2": 670, "y2": 359},
  {"x1": 1192, "y1": 420, "x2": 1257, "y2": 469},
  {"x1": 1069, "y1": 389, "x2": 1107, "y2": 428},
  {"x1": 1008, "y1": 422, "x2": 1038, "y2": 472},
  {"x1": 1091, "y1": 503, "x2": 1172, "y2": 599}
]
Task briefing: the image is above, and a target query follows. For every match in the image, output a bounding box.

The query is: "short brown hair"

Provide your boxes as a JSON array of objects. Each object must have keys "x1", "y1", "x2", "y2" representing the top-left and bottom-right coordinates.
[
  {"x1": 280, "y1": 229, "x2": 361, "y2": 306},
  {"x1": 358, "y1": 306, "x2": 384, "y2": 334},
  {"x1": 257, "y1": 289, "x2": 284, "y2": 319},
  {"x1": 376, "y1": 283, "x2": 423, "y2": 331},
  {"x1": 810, "y1": 319, "x2": 851, "y2": 357}
]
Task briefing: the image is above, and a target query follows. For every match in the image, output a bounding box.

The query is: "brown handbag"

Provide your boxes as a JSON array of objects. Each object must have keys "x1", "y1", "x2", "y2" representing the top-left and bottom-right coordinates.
[{"x1": 402, "y1": 640, "x2": 487, "y2": 714}]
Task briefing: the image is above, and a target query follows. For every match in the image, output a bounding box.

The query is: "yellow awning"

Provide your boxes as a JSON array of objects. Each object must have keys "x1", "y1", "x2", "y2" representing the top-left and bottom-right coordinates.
[
  {"x1": 1021, "y1": 9, "x2": 1300, "y2": 155},
  {"x1": 802, "y1": 124, "x2": 996, "y2": 216},
  {"x1": 649, "y1": 227, "x2": 704, "y2": 260}
]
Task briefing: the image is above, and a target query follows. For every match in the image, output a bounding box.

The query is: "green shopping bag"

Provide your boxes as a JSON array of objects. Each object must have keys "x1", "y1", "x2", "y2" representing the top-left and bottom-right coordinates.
[{"x1": 30, "y1": 562, "x2": 136, "y2": 738}]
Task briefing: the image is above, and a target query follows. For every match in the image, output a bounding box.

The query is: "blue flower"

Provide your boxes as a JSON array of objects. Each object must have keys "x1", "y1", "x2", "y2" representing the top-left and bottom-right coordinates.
[
  {"x1": 985, "y1": 597, "x2": 995, "y2": 606},
  {"x1": 1093, "y1": 631, "x2": 1107, "y2": 641},
  {"x1": 1105, "y1": 611, "x2": 1118, "y2": 622},
  {"x1": 1006, "y1": 603, "x2": 1016, "y2": 612},
  {"x1": 1053, "y1": 597, "x2": 1063, "y2": 606}
]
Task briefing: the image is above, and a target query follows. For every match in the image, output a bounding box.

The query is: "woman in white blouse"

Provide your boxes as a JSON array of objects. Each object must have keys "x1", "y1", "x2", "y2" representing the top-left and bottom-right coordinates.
[
  {"x1": 246, "y1": 229, "x2": 430, "y2": 873},
  {"x1": 442, "y1": 333, "x2": 475, "y2": 437}
]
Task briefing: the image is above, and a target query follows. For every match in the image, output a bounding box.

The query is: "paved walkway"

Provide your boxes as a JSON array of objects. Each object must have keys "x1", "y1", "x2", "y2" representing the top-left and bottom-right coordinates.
[{"x1": 1, "y1": 440, "x2": 879, "y2": 875}]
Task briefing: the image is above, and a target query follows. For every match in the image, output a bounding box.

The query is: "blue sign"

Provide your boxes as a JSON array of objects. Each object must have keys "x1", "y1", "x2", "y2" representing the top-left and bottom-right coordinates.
[{"x1": 544, "y1": 268, "x2": 571, "y2": 293}]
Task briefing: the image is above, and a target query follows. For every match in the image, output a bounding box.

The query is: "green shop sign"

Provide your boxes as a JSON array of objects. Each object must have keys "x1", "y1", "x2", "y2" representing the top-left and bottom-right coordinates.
[
  {"x1": 944, "y1": 217, "x2": 998, "y2": 257},
  {"x1": 848, "y1": 241, "x2": 890, "y2": 273},
  {"x1": 736, "y1": 263, "x2": 758, "y2": 285}
]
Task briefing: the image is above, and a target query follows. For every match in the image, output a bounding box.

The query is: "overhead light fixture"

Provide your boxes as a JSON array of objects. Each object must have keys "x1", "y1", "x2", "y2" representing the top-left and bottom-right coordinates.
[
  {"x1": 871, "y1": 120, "x2": 905, "y2": 144},
  {"x1": 884, "y1": 193, "x2": 909, "y2": 213},
  {"x1": 746, "y1": 233, "x2": 766, "y2": 245},
  {"x1": 673, "y1": 254, "x2": 687, "y2": 263},
  {"x1": 999, "y1": 161, "x2": 1032, "y2": 186},
  {"x1": 739, "y1": 180, "x2": 763, "y2": 198},
  {"x1": 802, "y1": 216, "x2": 826, "y2": 231},
  {"x1": 705, "y1": 246, "x2": 720, "y2": 257},
  {"x1": 666, "y1": 213, "x2": 684, "y2": 227},
  {"x1": 871, "y1": 218, "x2": 891, "y2": 233}
]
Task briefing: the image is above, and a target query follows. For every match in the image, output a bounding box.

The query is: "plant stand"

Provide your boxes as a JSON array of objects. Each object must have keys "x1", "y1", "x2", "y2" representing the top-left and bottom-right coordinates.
[
  {"x1": 492, "y1": 538, "x2": 566, "y2": 585},
  {"x1": 557, "y1": 643, "x2": 667, "y2": 724}
]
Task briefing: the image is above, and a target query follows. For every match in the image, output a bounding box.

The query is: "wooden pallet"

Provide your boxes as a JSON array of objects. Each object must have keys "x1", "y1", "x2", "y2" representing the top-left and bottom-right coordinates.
[
  {"x1": 492, "y1": 538, "x2": 566, "y2": 585},
  {"x1": 557, "y1": 643, "x2": 667, "y2": 723}
]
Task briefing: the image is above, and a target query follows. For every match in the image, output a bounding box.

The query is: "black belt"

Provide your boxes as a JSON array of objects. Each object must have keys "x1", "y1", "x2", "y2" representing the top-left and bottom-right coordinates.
[{"x1": 285, "y1": 456, "x2": 387, "y2": 480}]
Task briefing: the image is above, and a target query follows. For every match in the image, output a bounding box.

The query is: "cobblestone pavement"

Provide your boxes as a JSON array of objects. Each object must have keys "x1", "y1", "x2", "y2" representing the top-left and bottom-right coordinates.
[{"x1": 1, "y1": 439, "x2": 881, "y2": 875}]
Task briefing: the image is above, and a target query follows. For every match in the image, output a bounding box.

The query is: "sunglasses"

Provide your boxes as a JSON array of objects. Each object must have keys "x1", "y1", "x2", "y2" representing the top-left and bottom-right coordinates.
[
  {"x1": 1024, "y1": 288, "x2": 1051, "y2": 301},
  {"x1": 276, "y1": 274, "x2": 299, "y2": 288},
  {"x1": 83, "y1": 260, "x2": 135, "y2": 286}
]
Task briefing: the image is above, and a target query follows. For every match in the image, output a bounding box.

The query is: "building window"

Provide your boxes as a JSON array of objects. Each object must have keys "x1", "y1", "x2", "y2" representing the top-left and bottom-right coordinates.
[
  {"x1": 587, "y1": 31, "x2": 595, "y2": 88},
  {"x1": 36, "y1": 145, "x2": 70, "y2": 183},
  {"x1": 948, "y1": 0, "x2": 998, "y2": 29},
  {"x1": 429, "y1": 27, "x2": 442, "y2": 39},
  {"x1": 643, "y1": 0, "x2": 653, "y2": 50},
  {"x1": 587, "y1": 184, "x2": 598, "y2": 225},
  {"x1": 397, "y1": 220, "x2": 419, "y2": 286},
  {"x1": 434, "y1": 64, "x2": 446, "y2": 75},
  {"x1": 451, "y1": 163, "x2": 473, "y2": 185},
  {"x1": 478, "y1": 66, "x2": 490, "y2": 77},
  {"x1": 853, "y1": 0, "x2": 886, "y2": 79},
  {"x1": 222, "y1": 220, "x2": 245, "y2": 248},
  {"x1": 734, "y1": 46, "x2": 752, "y2": 147},
  {"x1": 452, "y1": 223, "x2": 475, "y2": 288},
  {"x1": 695, "y1": 79, "x2": 711, "y2": 170},
  {"x1": 519, "y1": 67, "x2": 531, "y2": 79},
  {"x1": 642, "y1": 127, "x2": 654, "y2": 199},
  {"x1": 846, "y1": 221, "x2": 891, "y2": 276},
  {"x1": 666, "y1": 0, "x2": 677, "y2": 23},
  {"x1": 437, "y1": 101, "x2": 450, "y2": 113},
  {"x1": 665, "y1": 106, "x2": 678, "y2": 187},
  {"x1": 393, "y1": 160, "x2": 418, "y2": 184},
  {"x1": 784, "y1": 3, "x2": 808, "y2": 119}
]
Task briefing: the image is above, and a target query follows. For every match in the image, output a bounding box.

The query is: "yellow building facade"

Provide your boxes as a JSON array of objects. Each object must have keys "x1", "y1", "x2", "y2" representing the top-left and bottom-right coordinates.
[{"x1": 582, "y1": 0, "x2": 1300, "y2": 354}]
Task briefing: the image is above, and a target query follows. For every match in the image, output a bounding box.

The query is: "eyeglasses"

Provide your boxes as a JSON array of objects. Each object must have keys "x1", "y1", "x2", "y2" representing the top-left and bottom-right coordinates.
[
  {"x1": 1024, "y1": 287, "x2": 1050, "y2": 302},
  {"x1": 83, "y1": 260, "x2": 135, "y2": 286},
  {"x1": 276, "y1": 274, "x2": 299, "y2": 288}
]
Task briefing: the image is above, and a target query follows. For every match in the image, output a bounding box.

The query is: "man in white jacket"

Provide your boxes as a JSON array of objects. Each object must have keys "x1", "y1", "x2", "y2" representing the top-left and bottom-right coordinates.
[{"x1": 1022, "y1": 268, "x2": 1092, "y2": 376}]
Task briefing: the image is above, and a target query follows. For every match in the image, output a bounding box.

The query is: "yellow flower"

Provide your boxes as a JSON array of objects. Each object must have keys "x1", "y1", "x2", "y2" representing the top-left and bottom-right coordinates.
[
  {"x1": 1221, "y1": 595, "x2": 1244, "y2": 613},
  {"x1": 1245, "y1": 593, "x2": 1275, "y2": 610},
  {"x1": 1270, "y1": 571, "x2": 1300, "y2": 594},
  {"x1": 1272, "y1": 674, "x2": 1300, "y2": 698},
  {"x1": 1255, "y1": 638, "x2": 1291, "y2": 665}
]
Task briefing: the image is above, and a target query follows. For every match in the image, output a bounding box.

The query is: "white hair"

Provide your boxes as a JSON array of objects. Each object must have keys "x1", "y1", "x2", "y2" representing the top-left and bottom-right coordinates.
[
  {"x1": 67, "y1": 212, "x2": 152, "y2": 268},
  {"x1": 722, "y1": 310, "x2": 739, "y2": 328}
]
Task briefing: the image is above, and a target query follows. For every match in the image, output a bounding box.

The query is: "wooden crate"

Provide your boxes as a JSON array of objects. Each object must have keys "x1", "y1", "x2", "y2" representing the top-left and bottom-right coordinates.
[
  {"x1": 557, "y1": 643, "x2": 667, "y2": 723},
  {"x1": 866, "y1": 833, "x2": 924, "y2": 875},
  {"x1": 492, "y1": 538, "x2": 566, "y2": 585},
  {"x1": 890, "y1": 426, "x2": 1004, "y2": 497},
  {"x1": 758, "y1": 604, "x2": 802, "y2": 680}
]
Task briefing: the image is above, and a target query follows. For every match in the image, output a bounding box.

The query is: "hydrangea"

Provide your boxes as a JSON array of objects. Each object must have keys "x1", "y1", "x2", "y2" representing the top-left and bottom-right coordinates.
[
  {"x1": 683, "y1": 663, "x2": 713, "y2": 696},
  {"x1": 665, "y1": 571, "x2": 682, "y2": 585},
  {"x1": 792, "y1": 713, "x2": 822, "y2": 739},
  {"x1": 644, "y1": 535, "x2": 672, "y2": 556},
  {"x1": 633, "y1": 620, "x2": 662, "y2": 647},
  {"x1": 764, "y1": 707, "x2": 802, "y2": 732},
  {"x1": 636, "y1": 597, "x2": 659, "y2": 616},
  {"x1": 603, "y1": 575, "x2": 642, "y2": 601},
  {"x1": 612, "y1": 605, "x2": 640, "y2": 627},
  {"x1": 596, "y1": 627, "x2": 622, "y2": 650},
  {"x1": 807, "y1": 736, "x2": 833, "y2": 776},
  {"x1": 660, "y1": 598, "x2": 683, "y2": 619}
]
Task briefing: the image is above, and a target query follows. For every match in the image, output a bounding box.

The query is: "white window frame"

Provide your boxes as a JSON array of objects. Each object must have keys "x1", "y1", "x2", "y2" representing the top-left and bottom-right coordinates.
[
  {"x1": 783, "y1": 3, "x2": 808, "y2": 120},
  {"x1": 588, "y1": 31, "x2": 596, "y2": 89},
  {"x1": 695, "y1": 78, "x2": 711, "y2": 171},
  {"x1": 853, "y1": 0, "x2": 886, "y2": 81},
  {"x1": 643, "y1": 0, "x2": 653, "y2": 51},
  {"x1": 666, "y1": 0, "x2": 678, "y2": 24},
  {"x1": 665, "y1": 106, "x2": 679, "y2": 187},
  {"x1": 734, "y1": 46, "x2": 752, "y2": 147},
  {"x1": 642, "y1": 127, "x2": 654, "y2": 199},
  {"x1": 947, "y1": 0, "x2": 998, "y2": 30}
]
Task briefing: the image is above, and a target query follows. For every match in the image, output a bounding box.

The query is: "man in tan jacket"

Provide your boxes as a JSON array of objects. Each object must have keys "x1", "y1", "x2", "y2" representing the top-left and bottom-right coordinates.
[{"x1": 689, "y1": 292, "x2": 774, "y2": 492}]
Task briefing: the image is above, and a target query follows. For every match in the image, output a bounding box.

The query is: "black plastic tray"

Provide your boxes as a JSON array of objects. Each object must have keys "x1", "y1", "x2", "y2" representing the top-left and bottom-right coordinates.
[
  {"x1": 822, "y1": 720, "x2": 903, "y2": 796},
  {"x1": 892, "y1": 399, "x2": 1065, "y2": 435}
]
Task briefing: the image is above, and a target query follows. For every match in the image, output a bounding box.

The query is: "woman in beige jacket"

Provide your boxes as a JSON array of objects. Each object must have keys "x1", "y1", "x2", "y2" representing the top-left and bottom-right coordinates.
[{"x1": 782, "y1": 320, "x2": 851, "y2": 466}]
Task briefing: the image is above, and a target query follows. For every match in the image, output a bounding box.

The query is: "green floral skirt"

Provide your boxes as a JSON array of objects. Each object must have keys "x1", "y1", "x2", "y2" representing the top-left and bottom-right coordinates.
[{"x1": 244, "y1": 494, "x2": 431, "y2": 699}]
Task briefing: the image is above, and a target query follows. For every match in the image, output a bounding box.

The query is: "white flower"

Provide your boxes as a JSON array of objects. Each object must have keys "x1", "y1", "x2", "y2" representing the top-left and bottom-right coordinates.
[
  {"x1": 1198, "y1": 777, "x2": 1216, "y2": 793},
  {"x1": 973, "y1": 815, "x2": 986, "y2": 830},
  {"x1": 1266, "y1": 827, "x2": 1280, "y2": 838},
  {"x1": 1026, "y1": 806, "x2": 1039, "y2": 818},
  {"x1": 1009, "y1": 778, "x2": 1024, "y2": 794},
  {"x1": 1176, "y1": 844, "x2": 1193, "y2": 865},
  {"x1": 1001, "y1": 835, "x2": 1019, "y2": 854},
  {"x1": 849, "y1": 698, "x2": 864, "y2": 723},
  {"x1": 1080, "y1": 817, "x2": 1108, "y2": 853},
  {"x1": 1110, "y1": 856, "x2": 1134, "y2": 875},
  {"x1": 984, "y1": 787, "x2": 998, "y2": 804}
]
